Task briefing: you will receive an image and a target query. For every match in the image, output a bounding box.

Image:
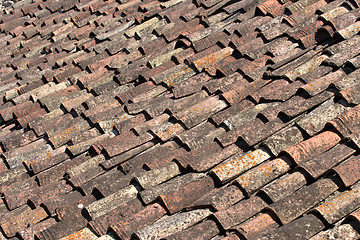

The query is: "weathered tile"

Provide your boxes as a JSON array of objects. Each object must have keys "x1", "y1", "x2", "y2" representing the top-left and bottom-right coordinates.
[
  {"x1": 297, "y1": 99, "x2": 349, "y2": 136},
  {"x1": 234, "y1": 213, "x2": 279, "y2": 240},
  {"x1": 192, "y1": 47, "x2": 234, "y2": 72},
  {"x1": 31, "y1": 113, "x2": 74, "y2": 137},
  {"x1": 297, "y1": 65, "x2": 333, "y2": 84},
  {"x1": 151, "y1": 63, "x2": 197, "y2": 87},
  {"x1": 176, "y1": 121, "x2": 224, "y2": 149},
  {"x1": 281, "y1": 131, "x2": 341, "y2": 165},
  {"x1": 67, "y1": 154, "x2": 106, "y2": 179},
  {"x1": 79, "y1": 167, "x2": 127, "y2": 196},
  {"x1": 262, "y1": 126, "x2": 304, "y2": 156},
  {"x1": 313, "y1": 183, "x2": 360, "y2": 224},
  {"x1": 327, "y1": 104, "x2": 360, "y2": 144},
  {"x1": 30, "y1": 150, "x2": 69, "y2": 174},
  {"x1": 134, "y1": 209, "x2": 212, "y2": 240},
  {"x1": 110, "y1": 203, "x2": 167, "y2": 240},
  {"x1": 225, "y1": 102, "x2": 275, "y2": 129},
  {"x1": 37, "y1": 203, "x2": 89, "y2": 240},
  {"x1": 346, "y1": 207, "x2": 360, "y2": 224},
  {"x1": 115, "y1": 141, "x2": 179, "y2": 171},
  {"x1": 211, "y1": 99, "x2": 254, "y2": 126},
  {"x1": 101, "y1": 141, "x2": 156, "y2": 170},
  {"x1": 35, "y1": 153, "x2": 90, "y2": 186},
  {"x1": 280, "y1": 91, "x2": 334, "y2": 119},
  {"x1": 339, "y1": 84, "x2": 360, "y2": 105},
  {"x1": 240, "y1": 117, "x2": 293, "y2": 147},
  {"x1": 68, "y1": 132, "x2": 113, "y2": 156},
  {"x1": 166, "y1": 219, "x2": 219, "y2": 240},
  {"x1": 219, "y1": 234, "x2": 241, "y2": 240},
  {"x1": 0, "y1": 1, "x2": 359, "y2": 239},
  {"x1": 0, "y1": 206, "x2": 48, "y2": 237},
  {"x1": 20, "y1": 218, "x2": 57, "y2": 240},
  {"x1": 286, "y1": 0, "x2": 327, "y2": 24},
  {"x1": 88, "y1": 198, "x2": 144, "y2": 236},
  {"x1": 0, "y1": 165, "x2": 27, "y2": 186},
  {"x1": 300, "y1": 143, "x2": 355, "y2": 179},
  {"x1": 174, "y1": 96, "x2": 228, "y2": 128},
  {"x1": 59, "y1": 227, "x2": 97, "y2": 240},
  {"x1": 346, "y1": 54, "x2": 360, "y2": 69},
  {"x1": 261, "y1": 214, "x2": 325, "y2": 240},
  {"x1": 327, "y1": 8, "x2": 360, "y2": 33},
  {"x1": 3, "y1": 138, "x2": 52, "y2": 168},
  {"x1": 324, "y1": 42, "x2": 360, "y2": 68},
  {"x1": 1, "y1": 129, "x2": 38, "y2": 151},
  {"x1": 332, "y1": 155, "x2": 360, "y2": 187},
  {"x1": 134, "y1": 161, "x2": 181, "y2": 189},
  {"x1": 159, "y1": 175, "x2": 215, "y2": 214},
  {"x1": 216, "y1": 118, "x2": 264, "y2": 147},
  {"x1": 235, "y1": 158, "x2": 291, "y2": 194},
  {"x1": 93, "y1": 132, "x2": 153, "y2": 157},
  {"x1": 214, "y1": 196, "x2": 267, "y2": 229},
  {"x1": 48, "y1": 119, "x2": 91, "y2": 148},
  {"x1": 211, "y1": 148, "x2": 271, "y2": 183},
  {"x1": 162, "y1": 18, "x2": 202, "y2": 42},
  {"x1": 28, "y1": 180, "x2": 73, "y2": 208},
  {"x1": 221, "y1": 79, "x2": 270, "y2": 105},
  {"x1": 300, "y1": 70, "x2": 346, "y2": 96},
  {"x1": 172, "y1": 73, "x2": 211, "y2": 98},
  {"x1": 85, "y1": 185, "x2": 138, "y2": 219},
  {"x1": 309, "y1": 222, "x2": 360, "y2": 240},
  {"x1": 189, "y1": 184, "x2": 245, "y2": 211},
  {"x1": 259, "y1": 171, "x2": 308, "y2": 203},
  {"x1": 333, "y1": 68, "x2": 360, "y2": 91},
  {"x1": 320, "y1": 6, "x2": 349, "y2": 21},
  {"x1": 140, "y1": 173, "x2": 204, "y2": 204},
  {"x1": 267, "y1": 178, "x2": 338, "y2": 224}
]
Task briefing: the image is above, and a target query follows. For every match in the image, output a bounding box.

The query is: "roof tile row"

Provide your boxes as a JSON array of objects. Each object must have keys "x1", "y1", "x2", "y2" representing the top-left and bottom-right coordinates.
[{"x1": 0, "y1": 0, "x2": 360, "y2": 238}]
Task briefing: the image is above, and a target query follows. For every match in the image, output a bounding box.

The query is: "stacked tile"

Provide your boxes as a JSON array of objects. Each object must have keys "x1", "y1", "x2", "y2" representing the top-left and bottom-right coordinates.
[{"x1": 0, "y1": 0, "x2": 360, "y2": 239}]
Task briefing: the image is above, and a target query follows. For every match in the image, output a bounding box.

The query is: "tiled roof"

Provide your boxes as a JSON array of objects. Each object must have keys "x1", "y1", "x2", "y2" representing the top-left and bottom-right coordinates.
[{"x1": 0, "y1": 0, "x2": 360, "y2": 239}]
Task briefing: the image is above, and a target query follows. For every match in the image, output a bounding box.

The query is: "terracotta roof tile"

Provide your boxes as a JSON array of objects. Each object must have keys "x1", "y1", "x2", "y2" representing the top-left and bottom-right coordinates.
[
  {"x1": 88, "y1": 197, "x2": 144, "y2": 236},
  {"x1": 37, "y1": 206, "x2": 88, "y2": 240},
  {"x1": 102, "y1": 141, "x2": 158, "y2": 169},
  {"x1": 309, "y1": 222, "x2": 360, "y2": 240},
  {"x1": 1, "y1": 0, "x2": 360, "y2": 238},
  {"x1": 262, "y1": 126, "x2": 304, "y2": 156},
  {"x1": 216, "y1": 118, "x2": 264, "y2": 146},
  {"x1": 211, "y1": 148, "x2": 271, "y2": 183},
  {"x1": 259, "y1": 214, "x2": 325, "y2": 240},
  {"x1": 332, "y1": 155, "x2": 360, "y2": 187},
  {"x1": 159, "y1": 175, "x2": 215, "y2": 213},
  {"x1": 85, "y1": 184, "x2": 138, "y2": 219},
  {"x1": 135, "y1": 209, "x2": 212, "y2": 239},
  {"x1": 300, "y1": 143, "x2": 355, "y2": 179},
  {"x1": 259, "y1": 171, "x2": 307, "y2": 203},
  {"x1": 312, "y1": 182, "x2": 360, "y2": 224},
  {"x1": 214, "y1": 195, "x2": 267, "y2": 229},
  {"x1": 110, "y1": 203, "x2": 167, "y2": 239},
  {"x1": 267, "y1": 177, "x2": 338, "y2": 224},
  {"x1": 281, "y1": 130, "x2": 341, "y2": 165},
  {"x1": 134, "y1": 161, "x2": 181, "y2": 189},
  {"x1": 234, "y1": 213, "x2": 279, "y2": 239},
  {"x1": 20, "y1": 218, "x2": 57, "y2": 240},
  {"x1": 235, "y1": 157, "x2": 291, "y2": 194},
  {"x1": 140, "y1": 173, "x2": 204, "y2": 204},
  {"x1": 166, "y1": 219, "x2": 219, "y2": 240},
  {"x1": 339, "y1": 84, "x2": 360, "y2": 105},
  {"x1": 297, "y1": 99, "x2": 349, "y2": 136},
  {"x1": 0, "y1": 206, "x2": 48, "y2": 237},
  {"x1": 189, "y1": 184, "x2": 244, "y2": 211}
]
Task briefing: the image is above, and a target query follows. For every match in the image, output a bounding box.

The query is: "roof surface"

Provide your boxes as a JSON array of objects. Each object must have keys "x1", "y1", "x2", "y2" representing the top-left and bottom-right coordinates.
[{"x1": 0, "y1": 0, "x2": 360, "y2": 239}]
